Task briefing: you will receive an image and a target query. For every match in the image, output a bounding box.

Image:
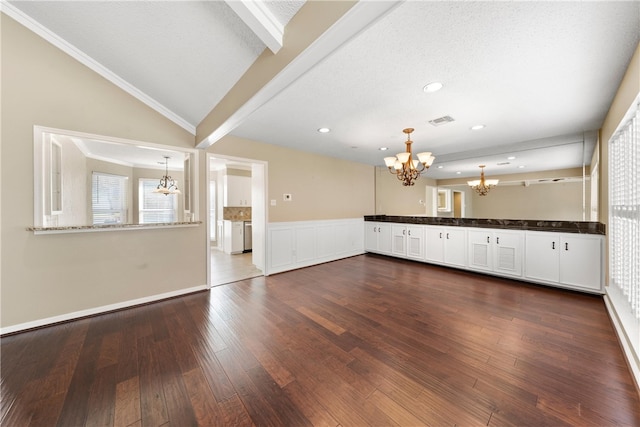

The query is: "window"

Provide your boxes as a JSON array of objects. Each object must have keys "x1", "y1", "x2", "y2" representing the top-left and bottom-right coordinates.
[
  {"x1": 92, "y1": 172, "x2": 128, "y2": 224},
  {"x1": 609, "y1": 97, "x2": 640, "y2": 318},
  {"x1": 139, "y1": 179, "x2": 178, "y2": 223}
]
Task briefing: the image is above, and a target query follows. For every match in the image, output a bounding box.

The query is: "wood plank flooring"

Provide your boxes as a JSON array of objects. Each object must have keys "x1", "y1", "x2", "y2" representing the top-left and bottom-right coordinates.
[{"x1": 2, "y1": 253, "x2": 640, "y2": 426}]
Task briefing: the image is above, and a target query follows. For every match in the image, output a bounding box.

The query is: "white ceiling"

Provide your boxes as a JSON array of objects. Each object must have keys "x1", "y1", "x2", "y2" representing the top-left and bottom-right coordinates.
[{"x1": 4, "y1": 1, "x2": 640, "y2": 179}]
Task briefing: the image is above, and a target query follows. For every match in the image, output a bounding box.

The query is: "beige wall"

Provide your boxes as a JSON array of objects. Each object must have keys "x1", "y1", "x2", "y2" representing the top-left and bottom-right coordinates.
[
  {"x1": 467, "y1": 181, "x2": 587, "y2": 221},
  {"x1": 374, "y1": 166, "x2": 436, "y2": 216},
  {"x1": 1, "y1": 14, "x2": 206, "y2": 329},
  {"x1": 209, "y1": 135, "x2": 375, "y2": 222}
]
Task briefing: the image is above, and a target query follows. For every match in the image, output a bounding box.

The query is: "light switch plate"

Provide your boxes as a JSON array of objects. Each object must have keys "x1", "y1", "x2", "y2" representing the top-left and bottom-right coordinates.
[{"x1": 270, "y1": 199, "x2": 277, "y2": 206}]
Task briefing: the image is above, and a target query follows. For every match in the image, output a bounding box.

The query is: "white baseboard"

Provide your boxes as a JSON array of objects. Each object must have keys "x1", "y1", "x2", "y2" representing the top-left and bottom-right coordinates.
[
  {"x1": 1, "y1": 284, "x2": 208, "y2": 335},
  {"x1": 604, "y1": 293, "x2": 640, "y2": 390}
]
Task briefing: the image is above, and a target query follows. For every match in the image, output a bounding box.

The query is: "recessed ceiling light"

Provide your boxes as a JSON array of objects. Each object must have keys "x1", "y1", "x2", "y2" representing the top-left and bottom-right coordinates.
[
  {"x1": 518, "y1": 165, "x2": 526, "y2": 169},
  {"x1": 470, "y1": 124, "x2": 485, "y2": 130},
  {"x1": 507, "y1": 156, "x2": 516, "y2": 160},
  {"x1": 456, "y1": 171, "x2": 461, "y2": 175},
  {"x1": 317, "y1": 127, "x2": 331, "y2": 133},
  {"x1": 437, "y1": 165, "x2": 444, "y2": 169},
  {"x1": 423, "y1": 81, "x2": 443, "y2": 93},
  {"x1": 379, "y1": 147, "x2": 388, "y2": 151}
]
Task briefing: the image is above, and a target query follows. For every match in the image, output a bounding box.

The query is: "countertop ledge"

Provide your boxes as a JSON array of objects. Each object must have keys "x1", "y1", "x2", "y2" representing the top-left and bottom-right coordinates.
[
  {"x1": 364, "y1": 215, "x2": 605, "y2": 235},
  {"x1": 28, "y1": 221, "x2": 202, "y2": 234}
]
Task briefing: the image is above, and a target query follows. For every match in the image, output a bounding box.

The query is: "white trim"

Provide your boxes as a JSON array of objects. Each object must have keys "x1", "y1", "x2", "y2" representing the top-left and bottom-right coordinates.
[
  {"x1": 0, "y1": 284, "x2": 208, "y2": 335},
  {"x1": 225, "y1": 0, "x2": 283, "y2": 54},
  {"x1": 197, "y1": 0, "x2": 401, "y2": 148},
  {"x1": 0, "y1": 1, "x2": 196, "y2": 134},
  {"x1": 604, "y1": 294, "x2": 640, "y2": 390}
]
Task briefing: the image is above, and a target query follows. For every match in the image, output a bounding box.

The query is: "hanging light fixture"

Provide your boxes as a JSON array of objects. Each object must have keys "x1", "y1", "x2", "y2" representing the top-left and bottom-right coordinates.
[
  {"x1": 153, "y1": 156, "x2": 181, "y2": 195},
  {"x1": 468, "y1": 165, "x2": 499, "y2": 196},
  {"x1": 383, "y1": 128, "x2": 435, "y2": 186}
]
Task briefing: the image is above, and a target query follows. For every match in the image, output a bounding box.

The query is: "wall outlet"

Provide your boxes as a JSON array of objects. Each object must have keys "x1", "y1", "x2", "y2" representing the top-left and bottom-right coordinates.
[
  {"x1": 270, "y1": 199, "x2": 277, "y2": 206},
  {"x1": 283, "y1": 193, "x2": 292, "y2": 201}
]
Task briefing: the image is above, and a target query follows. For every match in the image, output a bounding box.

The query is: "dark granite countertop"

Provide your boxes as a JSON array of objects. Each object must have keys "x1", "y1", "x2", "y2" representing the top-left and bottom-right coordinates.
[{"x1": 364, "y1": 215, "x2": 605, "y2": 235}]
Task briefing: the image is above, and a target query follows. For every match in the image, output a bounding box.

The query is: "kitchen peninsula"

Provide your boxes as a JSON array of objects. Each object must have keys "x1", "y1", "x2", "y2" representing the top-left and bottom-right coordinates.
[{"x1": 364, "y1": 215, "x2": 605, "y2": 294}]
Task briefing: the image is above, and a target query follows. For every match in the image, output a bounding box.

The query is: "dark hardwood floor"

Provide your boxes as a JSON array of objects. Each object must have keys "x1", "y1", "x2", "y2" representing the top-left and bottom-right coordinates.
[{"x1": 3, "y1": 253, "x2": 640, "y2": 426}]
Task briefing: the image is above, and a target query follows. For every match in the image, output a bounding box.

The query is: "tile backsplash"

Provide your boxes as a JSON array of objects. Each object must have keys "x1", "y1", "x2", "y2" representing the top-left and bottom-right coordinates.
[{"x1": 223, "y1": 207, "x2": 252, "y2": 221}]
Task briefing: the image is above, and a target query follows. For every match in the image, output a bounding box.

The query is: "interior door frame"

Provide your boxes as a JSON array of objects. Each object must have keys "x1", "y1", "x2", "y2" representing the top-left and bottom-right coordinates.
[{"x1": 205, "y1": 153, "x2": 268, "y2": 288}]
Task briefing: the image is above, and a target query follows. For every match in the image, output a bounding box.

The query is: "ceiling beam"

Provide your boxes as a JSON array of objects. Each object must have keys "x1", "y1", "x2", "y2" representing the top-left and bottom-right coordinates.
[
  {"x1": 225, "y1": 0, "x2": 283, "y2": 54},
  {"x1": 196, "y1": 0, "x2": 401, "y2": 149}
]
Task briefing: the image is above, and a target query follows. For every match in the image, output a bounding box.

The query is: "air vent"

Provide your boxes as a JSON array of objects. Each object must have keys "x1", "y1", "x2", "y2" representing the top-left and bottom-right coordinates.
[
  {"x1": 496, "y1": 162, "x2": 510, "y2": 166},
  {"x1": 428, "y1": 115, "x2": 455, "y2": 126}
]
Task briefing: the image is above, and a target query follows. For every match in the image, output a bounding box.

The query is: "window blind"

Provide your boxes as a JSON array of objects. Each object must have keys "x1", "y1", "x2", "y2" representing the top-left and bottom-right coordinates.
[
  {"x1": 139, "y1": 179, "x2": 178, "y2": 223},
  {"x1": 609, "y1": 101, "x2": 640, "y2": 318},
  {"x1": 92, "y1": 172, "x2": 128, "y2": 224}
]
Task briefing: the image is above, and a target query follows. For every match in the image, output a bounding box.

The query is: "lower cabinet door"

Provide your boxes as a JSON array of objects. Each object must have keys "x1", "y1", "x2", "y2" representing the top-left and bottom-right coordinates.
[
  {"x1": 425, "y1": 227, "x2": 445, "y2": 263},
  {"x1": 525, "y1": 231, "x2": 560, "y2": 283},
  {"x1": 391, "y1": 225, "x2": 408, "y2": 257},
  {"x1": 406, "y1": 225, "x2": 425, "y2": 260},
  {"x1": 493, "y1": 231, "x2": 523, "y2": 277},
  {"x1": 444, "y1": 228, "x2": 466, "y2": 267},
  {"x1": 559, "y1": 234, "x2": 603, "y2": 292},
  {"x1": 468, "y1": 230, "x2": 493, "y2": 272}
]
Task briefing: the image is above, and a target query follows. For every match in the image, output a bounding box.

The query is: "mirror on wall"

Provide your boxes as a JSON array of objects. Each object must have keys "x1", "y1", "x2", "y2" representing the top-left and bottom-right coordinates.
[
  {"x1": 33, "y1": 126, "x2": 197, "y2": 228},
  {"x1": 437, "y1": 188, "x2": 451, "y2": 212}
]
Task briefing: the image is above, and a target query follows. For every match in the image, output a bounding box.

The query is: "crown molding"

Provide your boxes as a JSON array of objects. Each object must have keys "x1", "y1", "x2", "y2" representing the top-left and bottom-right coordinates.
[{"x1": 0, "y1": 1, "x2": 196, "y2": 135}]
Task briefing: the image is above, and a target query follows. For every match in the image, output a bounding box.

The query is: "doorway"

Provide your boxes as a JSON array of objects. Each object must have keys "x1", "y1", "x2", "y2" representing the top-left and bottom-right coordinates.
[
  {"x1": 452, "y1": 190, "x2": 465, "y2": 218},
  {"x1": 207, "y1": 153, "x2": 267, "y2": 287}
]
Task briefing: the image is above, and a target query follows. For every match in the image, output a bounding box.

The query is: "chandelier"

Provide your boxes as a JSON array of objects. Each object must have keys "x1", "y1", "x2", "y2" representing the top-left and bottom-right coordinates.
[
  {"x1": 467, "y1": 165, "x2": 499, "y2": 196},
  {"x1": 153, "y1": 156, "x2": 181, "y2": 195},
  {"x1": 383, "y1": 128, "x2": 435, "y2": 186}
]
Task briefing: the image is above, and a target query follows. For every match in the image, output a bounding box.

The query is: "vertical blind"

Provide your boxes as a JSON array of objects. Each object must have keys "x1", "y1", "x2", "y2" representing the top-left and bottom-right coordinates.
[
  {"x1": 139, "y1": 179, "x2": 178, "y2": 223},
  {"x1": 92, "y1": 172, "x2": 128, "y2": 224},
  {"x1": 609, "y1": 102, "x2": 640, "y2": 318}
]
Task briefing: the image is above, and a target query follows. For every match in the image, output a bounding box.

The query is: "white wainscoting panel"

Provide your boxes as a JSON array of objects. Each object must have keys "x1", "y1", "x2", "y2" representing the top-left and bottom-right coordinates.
[
  {"x1": 269, "y1": 228, "x2": 294, "y2": 269},
  {"x1": 295, "y1": 226, "x2": 317, "y2": 264},
  {"x1": 266, "y1": 218, "x2": 364, "y2": 275},
  {"x1": 316, "y1": 224, "x2": 336, "y2": 260}
]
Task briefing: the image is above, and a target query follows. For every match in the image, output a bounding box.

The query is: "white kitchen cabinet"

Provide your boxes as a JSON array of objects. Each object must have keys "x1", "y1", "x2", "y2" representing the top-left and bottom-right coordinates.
[
  {"x1": 425, "y1": 227, "x2": 445, "y2": 263},
  {"x1": 223, "y1": 220, "x2": 244, "y2": 254},
  {"x1": 559, "y1": 234, "x2": 603, "y2": 290},
  {"x1": 364, "y1": 222, "x2": 391, "y2": 255},
  {"x1": 524, "y1": 232, "x2": 559, "y2": 283},
  {"x1": 224, "y1": 175, "x2": 251, "y2": 207},
  {"x1": 391, "y1": 224, "x2": 425, "y2": 260},
  {"x1": 365, "y1": 219, "x2": 604, "y2": 295},
  {"x1": 425, "y1": 226, "x2": 466, "y2": 267},
  {"x1": 524, "y1": 231, "x2": 603, "y2": 293},
  {"x1": 468, "y1": 229, "x2": 524, "y2": 278}
]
